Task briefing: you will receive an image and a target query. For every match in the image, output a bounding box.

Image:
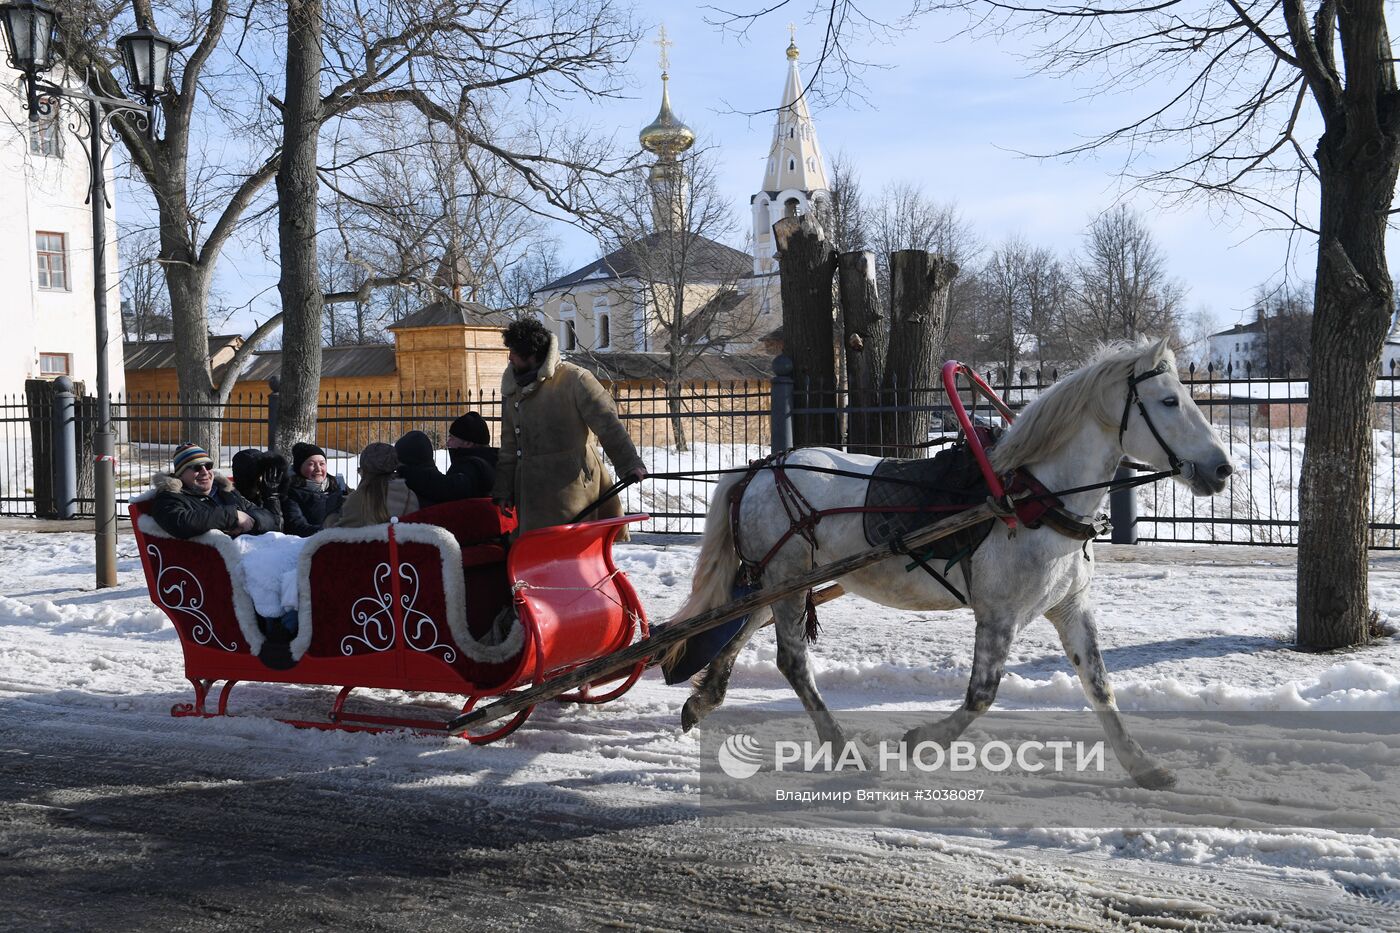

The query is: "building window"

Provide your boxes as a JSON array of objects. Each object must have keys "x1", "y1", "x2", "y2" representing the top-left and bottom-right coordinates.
[
  {"x1": 598, "y1": 312, "x2": 611, "y2": 349},
  {"x1": 784, "y1": 197, "x2": 799, "y2": 218},
  {"x1": 788, "y1": 157, "x2": 795, "y2": 172},
  {"x1": 29, "y1": 110, "x2": 61, "y2": 158},
  {"x1": 39, "y1": 352, "x2": 70, "y2": 376},
  {"x1": 36, "y1": 232, "x2": 68, "y2": 290},
  {"x1": 789, "y1": 127, "x2": 795, "y2": 139},
  {"x1": 559, "y1": 303, "x2": 577, "y2": 351}
]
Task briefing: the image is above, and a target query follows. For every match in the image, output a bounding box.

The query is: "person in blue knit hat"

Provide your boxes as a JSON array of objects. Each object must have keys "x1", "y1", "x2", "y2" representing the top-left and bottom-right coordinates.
[{"x1": 147, "y1": 443, "x2": 278, "y2": 539}]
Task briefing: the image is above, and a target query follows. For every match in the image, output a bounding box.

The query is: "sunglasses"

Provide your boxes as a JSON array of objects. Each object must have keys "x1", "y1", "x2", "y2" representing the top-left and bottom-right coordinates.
[{"x1": 185, "y1": 463, "x2": 214, "y2": 474}]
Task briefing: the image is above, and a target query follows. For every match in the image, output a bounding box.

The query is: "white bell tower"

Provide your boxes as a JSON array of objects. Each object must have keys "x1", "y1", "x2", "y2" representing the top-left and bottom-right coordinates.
[{"x1": 751, "y1": 29, "x2": 831, "y2": 275}]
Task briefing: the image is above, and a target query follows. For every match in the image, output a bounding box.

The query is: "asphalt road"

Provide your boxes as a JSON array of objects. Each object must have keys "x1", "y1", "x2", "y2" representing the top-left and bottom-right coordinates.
[{"x1": 3, "y1": 709, "x2": 1398, "y2": 932}]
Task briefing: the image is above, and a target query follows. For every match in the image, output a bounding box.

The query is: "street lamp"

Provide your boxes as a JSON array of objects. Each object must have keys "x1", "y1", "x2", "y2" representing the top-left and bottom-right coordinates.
[{"x1": 0, "y1": 1, "x2": 172, "y2": 588}]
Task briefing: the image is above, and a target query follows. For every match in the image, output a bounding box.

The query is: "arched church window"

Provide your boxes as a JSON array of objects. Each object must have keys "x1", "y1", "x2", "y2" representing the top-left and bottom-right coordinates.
[
  {"x1": 559, "y1": 303, "x2": 577, "y2": 352},
  {"x1": 598, "y1": 313, "x2": 610, "y2": 349},
  {"x1": 789, "y1": 127, "x2": 795, "y2": 139},
  {"x1": 807, "y1": 156, "x2": 816, "y2": 172},
  {"x1": 788, "y1": 158, "x2": 795, "y2": 172},
  {"x1": 784, "y1": 197, "x2": 799, "y2": 218}
]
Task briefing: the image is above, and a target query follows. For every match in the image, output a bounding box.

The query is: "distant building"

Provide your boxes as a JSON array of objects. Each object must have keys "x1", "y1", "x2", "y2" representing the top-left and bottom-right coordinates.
[
  {"x1": 1, "y1": 72, "x2": 124, "y2": 394},
  {"x1": 1206, "y1": 319, "x2": 1267, "y2": 373}
]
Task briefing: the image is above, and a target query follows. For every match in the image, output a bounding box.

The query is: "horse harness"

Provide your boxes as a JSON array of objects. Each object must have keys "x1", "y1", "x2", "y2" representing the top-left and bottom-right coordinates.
[{"x1": 729, "y1": 360, "x2": 1182, "y2": 613}]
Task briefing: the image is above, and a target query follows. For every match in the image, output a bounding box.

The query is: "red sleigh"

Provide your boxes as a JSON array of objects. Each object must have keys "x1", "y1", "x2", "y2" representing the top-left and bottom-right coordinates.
[{"x1": 129, "y1": 497, "x2": 650, "y2": 744}]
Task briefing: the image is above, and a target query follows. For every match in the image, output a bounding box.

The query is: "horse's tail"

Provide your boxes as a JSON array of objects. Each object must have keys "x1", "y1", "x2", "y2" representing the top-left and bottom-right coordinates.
[{"x1": 659, "y1": 471, "x2": 744, "y2": 673}]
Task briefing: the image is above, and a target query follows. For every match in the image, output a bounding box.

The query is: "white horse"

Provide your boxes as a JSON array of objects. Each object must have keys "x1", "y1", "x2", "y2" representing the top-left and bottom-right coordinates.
[{"x1": 670, "y1": 339, "x2": 1233, "y2": 789}]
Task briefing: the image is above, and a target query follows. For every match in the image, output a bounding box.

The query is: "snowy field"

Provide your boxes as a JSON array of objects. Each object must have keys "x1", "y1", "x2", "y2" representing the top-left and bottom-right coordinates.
[{"x1": 4, "y1": 529, "x2": 1400, "y2": 929}]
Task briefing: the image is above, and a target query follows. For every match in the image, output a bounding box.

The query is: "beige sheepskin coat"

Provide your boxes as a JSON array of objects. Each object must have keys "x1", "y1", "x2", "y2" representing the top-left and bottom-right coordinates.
[{"x1": 491, "y1": 335, "x2": 644, "y2": 533}]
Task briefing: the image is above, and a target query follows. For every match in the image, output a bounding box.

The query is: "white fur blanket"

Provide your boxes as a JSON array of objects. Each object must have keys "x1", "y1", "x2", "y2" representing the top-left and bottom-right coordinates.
[{"x1": 231, "y1": 532, "x2": 308, "y2": 617}]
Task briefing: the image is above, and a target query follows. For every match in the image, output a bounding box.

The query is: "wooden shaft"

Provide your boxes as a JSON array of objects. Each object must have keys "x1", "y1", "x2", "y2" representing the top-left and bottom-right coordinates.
[{"x1": 444, "y1": 496, "x2": 1019, "y2": 733}]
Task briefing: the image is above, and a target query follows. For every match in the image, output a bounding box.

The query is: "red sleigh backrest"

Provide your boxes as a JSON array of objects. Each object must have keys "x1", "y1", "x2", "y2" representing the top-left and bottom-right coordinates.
[{"x1": 128, "y1": 500, "x2": 261, "y2": 657}]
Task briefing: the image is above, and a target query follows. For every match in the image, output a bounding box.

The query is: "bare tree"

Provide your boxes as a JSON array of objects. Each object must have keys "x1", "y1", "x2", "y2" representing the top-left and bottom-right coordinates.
[
  {"x1": 868, "y1": 181, "x2": 980, "y2": 353},
  {"x1": 825, "y1": 149, "x2": 869, "y2": 253},
  {"x1": 1253, "y1": 281, "x2": 1314, "y2": 377},
  {"x1": 118, "y1": 226, "x2": 172, "y2": 342},
  {"x1": 323, "y1": 115, "x2": 564, "y2": 319},
  {"x1": 1066, "y1": 206, "x2": 1184, "y2": 345},
  {"x1": 717, "y1": 0, "x2": 1400, "y2": 650}
]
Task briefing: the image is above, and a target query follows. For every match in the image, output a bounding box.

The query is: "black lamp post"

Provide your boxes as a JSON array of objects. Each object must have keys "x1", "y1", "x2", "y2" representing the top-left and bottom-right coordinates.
[{"x1": 0, "y1": 1, "x2": 172, "y2": 588}]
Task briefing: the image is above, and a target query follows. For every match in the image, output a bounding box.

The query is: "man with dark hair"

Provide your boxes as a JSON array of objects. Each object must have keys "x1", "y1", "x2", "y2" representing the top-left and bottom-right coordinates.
[
  {"x1": 493, "y1": 317, "x2": 646, "y2": 533},
  {"x1": 148, "y1": 443, "x2": 279, "y2": 539}
]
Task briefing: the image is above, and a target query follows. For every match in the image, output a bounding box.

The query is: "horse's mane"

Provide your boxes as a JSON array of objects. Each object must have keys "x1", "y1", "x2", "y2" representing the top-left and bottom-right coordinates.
[{"x1": 988, "y1": 338, "x2": 1176, "y2": 473}]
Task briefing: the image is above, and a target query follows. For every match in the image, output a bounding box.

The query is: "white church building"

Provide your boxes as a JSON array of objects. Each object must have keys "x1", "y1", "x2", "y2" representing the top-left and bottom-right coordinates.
[
  {"x1": 0, "y1": 74, "x2": 124, "y2": 395},
  {"x1": 532, "y1": 36, "x2": 831, "y2": 362}
]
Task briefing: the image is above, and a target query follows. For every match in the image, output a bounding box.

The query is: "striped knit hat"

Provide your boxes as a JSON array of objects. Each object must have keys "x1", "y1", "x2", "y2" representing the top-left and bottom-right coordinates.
[{"x1": 172, "y1": 443, "x2": 214, "y2": 475}]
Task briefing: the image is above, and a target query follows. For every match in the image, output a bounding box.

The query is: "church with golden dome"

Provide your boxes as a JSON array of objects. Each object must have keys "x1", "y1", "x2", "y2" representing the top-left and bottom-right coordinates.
[{"x1": 530, "y1": 32, "x2": 832, "y2": 381}]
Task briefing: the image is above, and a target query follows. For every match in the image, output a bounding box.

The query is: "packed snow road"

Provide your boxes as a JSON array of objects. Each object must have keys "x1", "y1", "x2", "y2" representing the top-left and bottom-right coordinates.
[{"x1": 2, "y1": 529, "x2": 1400, "y2": 930}]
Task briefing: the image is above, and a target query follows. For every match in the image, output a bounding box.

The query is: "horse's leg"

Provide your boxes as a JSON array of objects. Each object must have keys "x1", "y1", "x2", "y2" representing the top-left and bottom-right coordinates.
[
  {"x1": 680, "y1": 607, "x2": 773, "y2": 731},
  {"x1": 902, "y1": 610, "x2": 1018, "y2": 748},
  {"x1": 771, "y1": 593, "x2": 845, "y2": 749},
  {"x1": 1045, "y1": 594, "x2": 1175, "y2": 790}
]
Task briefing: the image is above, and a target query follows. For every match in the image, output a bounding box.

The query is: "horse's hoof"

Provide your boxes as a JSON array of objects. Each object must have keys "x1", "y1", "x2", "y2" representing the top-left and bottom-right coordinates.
[
  {"x1": 1131, "y1": 765, "x2": 1177, "y2": 790},
  {"x1": 680, "y1": 698, "x2": 704, "y2": 732}
]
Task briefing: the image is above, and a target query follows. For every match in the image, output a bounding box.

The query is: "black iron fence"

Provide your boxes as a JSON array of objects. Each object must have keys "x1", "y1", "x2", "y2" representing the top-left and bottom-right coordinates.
[{"x1": 3, "y1": 369, "x2": 1398, "y2": 545}]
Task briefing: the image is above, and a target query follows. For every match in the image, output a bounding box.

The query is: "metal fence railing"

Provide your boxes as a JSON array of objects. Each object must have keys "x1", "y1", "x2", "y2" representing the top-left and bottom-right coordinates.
[{"x1": 4, "y1": 370, "x2": 1399, "y2": 545}]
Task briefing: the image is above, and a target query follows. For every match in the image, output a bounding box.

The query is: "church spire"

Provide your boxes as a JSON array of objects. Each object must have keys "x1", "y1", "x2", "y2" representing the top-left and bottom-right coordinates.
[
  {"x1": 750, "y1": 32, "x2": 831, "y2": 275},
  {"x1": 760, "y1": 30, "x2": 829, "y2": 195}
]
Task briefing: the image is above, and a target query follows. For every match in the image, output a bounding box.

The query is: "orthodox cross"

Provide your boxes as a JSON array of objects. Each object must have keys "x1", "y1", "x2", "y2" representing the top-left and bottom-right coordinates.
[{"x1": 655, "y1": 25, "x2": 673, "y2": 75}]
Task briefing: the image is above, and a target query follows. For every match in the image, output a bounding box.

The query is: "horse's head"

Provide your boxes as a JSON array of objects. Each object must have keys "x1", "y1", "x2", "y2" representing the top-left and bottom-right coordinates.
[{"x1": 1118, "y1": 344, "x2": 1233, "y2": 496}]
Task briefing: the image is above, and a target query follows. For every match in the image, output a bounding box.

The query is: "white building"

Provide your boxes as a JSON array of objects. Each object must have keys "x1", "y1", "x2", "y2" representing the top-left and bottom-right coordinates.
[{"x1": 0, "y1": 74, "x2": 123, "y2": 395}]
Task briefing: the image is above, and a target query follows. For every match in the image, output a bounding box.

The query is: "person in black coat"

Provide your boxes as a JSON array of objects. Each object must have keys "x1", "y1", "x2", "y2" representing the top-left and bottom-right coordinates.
[
  {"x1": 230, "y1": 448, "x2": 289, "y2": 532},
  {"x1": 446, "y1": 411, "x2": 498, "y2": 486},
  {"x1": 283, "y1": 442, "x2": 349, "y2": 537},
  {"x1": 148, "y1": 443, "x2": 278, "y2": 539},
  {"x1": 394, "y1": 419, "x2": 495, "y2": 510}
]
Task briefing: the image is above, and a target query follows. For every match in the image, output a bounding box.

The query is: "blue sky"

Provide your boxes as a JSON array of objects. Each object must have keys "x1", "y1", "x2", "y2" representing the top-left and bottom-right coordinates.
[{"x1": 186, "y1": 0, "x2": 1365, "y2": 340}]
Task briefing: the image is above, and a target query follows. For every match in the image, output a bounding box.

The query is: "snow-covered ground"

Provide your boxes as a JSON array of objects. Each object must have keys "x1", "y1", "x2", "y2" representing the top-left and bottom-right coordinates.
[{"x1": 3, "y1": 530, "x2": 1400, "y2": 928}]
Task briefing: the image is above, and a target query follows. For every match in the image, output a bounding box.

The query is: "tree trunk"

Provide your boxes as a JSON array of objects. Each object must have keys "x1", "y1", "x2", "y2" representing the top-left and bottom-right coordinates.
[
  {"x1": 273, "y1": 0, "x2": 326, "y2": 455},
  {"x1": 884, "y1": 250, "x2": 958, "y2": 455},
  {"x1": 666, "y1": 375, "x2": 689, "y2": 452},
  {"x1": 163, "y1": 257, "x2": 220, "y2": 455},
  {"x1": 1296, "y1": 119, "x2": 1399, "y2": 649},
  {"x1": 838, "y1": 249, "x2": 885, "y2": 454},
  {"x1": 774, "y1": 214, "x2": 838, "y2": 448}
]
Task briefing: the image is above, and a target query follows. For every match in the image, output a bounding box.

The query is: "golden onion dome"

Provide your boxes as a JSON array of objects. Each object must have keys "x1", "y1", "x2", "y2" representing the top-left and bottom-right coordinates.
[
  {"x1": 787, "y1": 39, "x2": 799, "y2": 61},
  {"x1": 639, "y1": 74, "x2": 695, "y2": 157}
]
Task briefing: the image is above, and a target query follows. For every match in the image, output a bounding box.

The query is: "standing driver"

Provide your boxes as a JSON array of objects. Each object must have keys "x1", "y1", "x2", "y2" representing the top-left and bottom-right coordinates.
[{"x1": 492, "y1": 318, "x2": 646, "y2": 533}]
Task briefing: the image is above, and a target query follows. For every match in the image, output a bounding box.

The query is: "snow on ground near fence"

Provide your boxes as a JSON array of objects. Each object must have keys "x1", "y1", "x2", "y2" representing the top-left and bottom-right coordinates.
[{"x1": 3, "y1": 531, "x2": 1400, "y2": 903}]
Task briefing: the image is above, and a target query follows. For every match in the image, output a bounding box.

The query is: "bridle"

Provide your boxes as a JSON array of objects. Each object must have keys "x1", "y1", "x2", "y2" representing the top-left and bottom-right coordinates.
[{"x1": 1117, "y1": 359, "x2": 1184, "y2": 474}]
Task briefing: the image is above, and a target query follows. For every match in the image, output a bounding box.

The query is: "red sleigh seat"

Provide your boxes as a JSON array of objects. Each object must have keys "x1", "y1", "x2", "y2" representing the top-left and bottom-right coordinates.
[{"x1": 129, "y1": 497, "x2": 648, "y2": 742}]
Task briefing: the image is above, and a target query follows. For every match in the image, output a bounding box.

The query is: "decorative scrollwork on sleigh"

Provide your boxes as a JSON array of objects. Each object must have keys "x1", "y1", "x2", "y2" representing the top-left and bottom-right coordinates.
[
  {"x1": 340, "y1": 560, "x2": 456, "y2": 662},
  {"x1": 342, "y1": 562, "x2": 398, "y2": 655},
  {"x1": 396, "y1": 563, "x2": 456, "y2": 663},
  {"x1": 147, "y1": 543, "x2": 236, "y2": 651}
]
